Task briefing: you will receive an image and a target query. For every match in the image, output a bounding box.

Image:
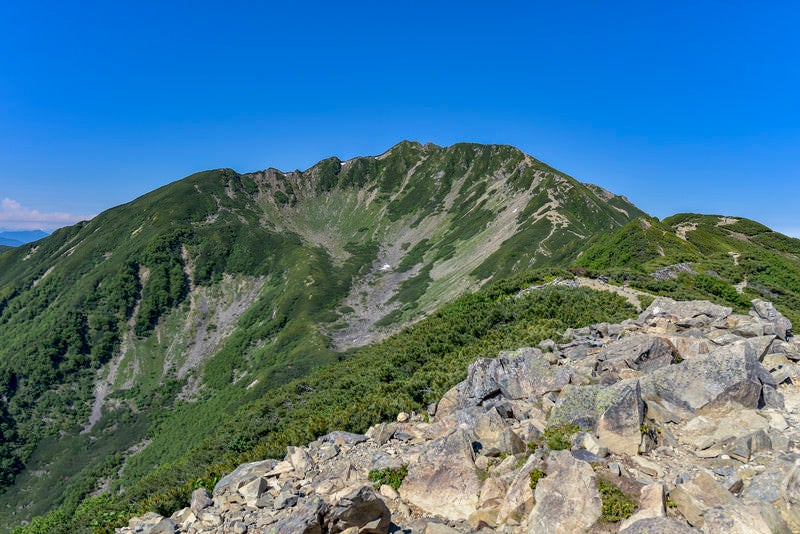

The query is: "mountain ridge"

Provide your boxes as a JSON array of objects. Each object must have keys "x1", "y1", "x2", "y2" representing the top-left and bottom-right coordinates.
[
  {"x1": 0, "y1": 141, "x2": 644, "y2": 530},
  {"x1": 3, "y1": 141, "x2": 800, "y2": 532}
]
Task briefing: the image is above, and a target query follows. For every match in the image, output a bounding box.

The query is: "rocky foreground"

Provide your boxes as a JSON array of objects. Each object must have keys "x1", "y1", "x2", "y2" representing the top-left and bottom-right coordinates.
[{"x1": 120, "y1": 297, "x2": 800, "y2": 533}]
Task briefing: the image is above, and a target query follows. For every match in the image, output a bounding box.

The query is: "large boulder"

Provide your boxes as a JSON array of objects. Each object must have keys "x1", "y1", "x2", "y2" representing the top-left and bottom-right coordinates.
[
  {"x1": 548, "y1": 379, "x2": 644, "y2": 454},
  {"x1": 596, "y1": 334, "x2": 677, "y2": 376},
  {"x1": 399, "y1": 429, "x2": 481, "y2": 521},
  {"x1": 266, "y1": 496, "x2": 328, "y2": 534},
  {"x1": 435, "y1": 348, "x2": 570, "y2": 418},
  {"x1": 702, "y1": 502, "x2": 791, "y2": 534},
  {"x1": 639, "y1": 297, "x2": 732, "y2": 327},
  {"x1": 496, "y1": 454, "x2": 545, "y2": 525},
  {"x1": 326, "y1": 485, "x2": 391, "y2": 534},
  {"x1": 640, "y1": 340, "x2": 772, "y2": 413},
  {"x1": 751, "y1": 299, "x2": 793, "y2": 341},
  {"x1": 213, "y1": 459, "x2": 278, "y2": 496},
  {"x1": 527, "y1": 450, "x2": 602, "y2": 533},
  {"x1": 596, "y1": 380, "x2": 645, "y2": 455},
  {"x1": 669, "y1": 471, "x2": 734, "y2": 527}
]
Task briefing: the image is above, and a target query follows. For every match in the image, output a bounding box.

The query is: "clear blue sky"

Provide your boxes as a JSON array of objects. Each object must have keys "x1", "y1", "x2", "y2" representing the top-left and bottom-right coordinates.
[{"x1": 1, "y1": 1, "x2": 798, "y2": 234}]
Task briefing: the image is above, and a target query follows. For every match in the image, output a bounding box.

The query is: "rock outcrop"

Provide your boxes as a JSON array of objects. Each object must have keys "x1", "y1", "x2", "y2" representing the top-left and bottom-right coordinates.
[{"x1": 119, "y1": 297, "x2": 800, "y2": 533}]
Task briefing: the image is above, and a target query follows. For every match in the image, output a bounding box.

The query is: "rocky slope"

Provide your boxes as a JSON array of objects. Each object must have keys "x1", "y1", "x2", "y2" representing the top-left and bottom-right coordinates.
[{"x1": 120, "y1": 293, "x2": 800, "y2": 533}]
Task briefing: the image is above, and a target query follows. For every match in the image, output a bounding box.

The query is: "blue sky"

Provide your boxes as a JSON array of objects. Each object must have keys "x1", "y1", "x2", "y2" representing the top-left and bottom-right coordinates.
[{"x1": 0, "y1": 1, "x2": 798, "y2": 234}]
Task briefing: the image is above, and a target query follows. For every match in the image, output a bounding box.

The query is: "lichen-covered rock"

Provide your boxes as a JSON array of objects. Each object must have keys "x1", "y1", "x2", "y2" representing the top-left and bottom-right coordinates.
[
  {"x1": 326, "y1": 486, "x2": 390, "y2": 534},
  {"x1": 527, "y1": 450, "x2": 602, "y2": 533},
  {"x1": 399, "y1": 429, "x2": 480, "y2": 520},
  {"x1": 597, "y1": 380, "x2": 645, "y2": 455},
  {"x1": 435, "y1": 347, "x2": 571, "y2": 418},
  {"x1": 702, "y1": 501, "x2": 791, "y2": 534},
  {"x1": 640, "y1": 341, "x2": 768, "y2": 413},
  {"x1": 669, "y1": 471, "x2": 734, "y2": 527},
  {"x1": 548, "y1": 379, "x2": 643, "y2": 449}
]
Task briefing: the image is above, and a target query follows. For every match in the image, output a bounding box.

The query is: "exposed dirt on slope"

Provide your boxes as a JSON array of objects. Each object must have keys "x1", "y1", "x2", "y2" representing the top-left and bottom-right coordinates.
[{"x1": 574, "y1": 276, "x2": 648, "y2": 311}]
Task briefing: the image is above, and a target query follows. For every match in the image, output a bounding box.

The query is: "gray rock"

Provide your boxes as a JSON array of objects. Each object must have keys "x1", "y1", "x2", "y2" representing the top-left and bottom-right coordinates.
[
  {"x1": 213, "y1": 459, "x2": 277, "y2": 496},
  {"x1": 597, "y1": 334, "x2": 677, "y2": 375},
  {"x1": 287, "y1": 446, "x2": 314, "y2": 475},
  {"x1": 597, "y1": 380, "x2": 645, "y2": 455},
  {"x1": 445, "y1": 405, "x2": 507, "y2": 448},
  {"x1": 274, "y1": 491, "x2": 299, "y2": 510},
  {"x1": 669, "y1": 471, "x2": 734, "y2": 527},
  {"x1": 618, "y1": 517, "x2": 698, "y2": 533},
  {"x1": 571, "y1": 448, "x2": 605, "y2": 463},
  {"x1": 640, "y1": 341, "x2": 767, "y2": 413},
  {"x1": 126, "y1": 513, "x2": 176, "y2": 534},
  {"x1": 256, "y1": 492, "x2": 275, "y2": 509},
  {"x1": 548, "y1": 379, "x2": 643, "y2": 446},
  {"x1": 713, "y1": 465, "x2": 743, "y2": 493},
  {"x1": 618, "y1": 482, "x2": 666, "y2": 531},
  {"x1": 751, "y1": 299, "x2": 793, "y2": 341},
  {"x1": 496, "y1": 454, "x2": 544, "y2": 525},
  {"x1": 781, "y1": 462, "x2": 800, "y2": 531},
  {"x1": 190, "y1": 488, "x2": 213, "y2": 514},
  {"x1": 326, "y1": 485, "x2": 391, "y2": 534},
  {"x1": 527, "y1": 450, "x2": 602, "y2": 533},
  {"x1": 318, "y1": 442, "x2": 339, "y2": 461},
  {"x1": 639, "y1": 297, "x2": 732, "y2": 326},
  {"x1": 702, "y1": 502, "x2": 791, "y2": 534},
  {"x1": 267, "y1": 496, "x2": 327, "y2": 534},
  {"x1": 399, "y1": 429, "x2": 480, "y2": 521},
  {"x1": 320, "y1": 431, "x2": 368, "y2": 447},
  {"x1": 761, "y1": 384, "x2": 785, "y2": 409},
  {"x1": 366, "y1": 423, "x2": 394, "y2": 445},
  {"x1": 239, "y1": 477, "x2": 268, "y2": 507},
  {"x1": 437, "y1": 347, "x2": 571, "y2": 417},
  {"x1": 742, "y1": 460, "x2": 795, "y2": 502},
  {"x1": 498, "y1": 428, "x2": 527, "y2": 455}
]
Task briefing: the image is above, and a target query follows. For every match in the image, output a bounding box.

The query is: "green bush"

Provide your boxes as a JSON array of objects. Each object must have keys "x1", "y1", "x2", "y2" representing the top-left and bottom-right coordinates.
[
  {"x1": 597, "y1": 477, "x2": 636, "y2": 522},
  {"x1": 368, "y1": 465, "x2": 408, "y2": 490},
  {"x1": 529, "y1": 468, "x2": 546, "y2": 491},
  {"x1": 543, "y1": 423, "x2": 579, "y2": 451}
]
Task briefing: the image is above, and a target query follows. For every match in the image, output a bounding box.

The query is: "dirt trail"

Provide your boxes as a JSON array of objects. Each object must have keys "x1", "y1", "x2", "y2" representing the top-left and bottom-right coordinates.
[{"x1": 574, "y1": 277, "x2": 648, "y2": 311}]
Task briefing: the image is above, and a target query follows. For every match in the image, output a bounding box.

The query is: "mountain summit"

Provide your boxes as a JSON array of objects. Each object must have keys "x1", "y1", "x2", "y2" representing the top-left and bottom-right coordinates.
[
  {"x1": 0, "y1": 141, "x2": 643, "y2": 527},
  {"x1": 5, "y1": 141, "x2": 799, "y2": 532}
]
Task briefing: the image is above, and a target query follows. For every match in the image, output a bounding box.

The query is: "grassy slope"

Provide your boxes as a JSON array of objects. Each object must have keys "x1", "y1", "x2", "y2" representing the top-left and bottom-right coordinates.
[{"x1": 576, "y1": 213, "x2": 800, "y2": 324}]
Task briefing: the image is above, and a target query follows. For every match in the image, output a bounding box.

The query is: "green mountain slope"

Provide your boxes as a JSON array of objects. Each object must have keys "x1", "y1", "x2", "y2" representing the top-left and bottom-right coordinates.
[
  {"x1": 0, "y1": 142, "x2": 643, "y2": 530},
  {"x1": 576, "y1": 213, "x2": 800, "y2": 324},
  {"x1": 20, "y1": 272, "x2": 641, "y2": 533}
]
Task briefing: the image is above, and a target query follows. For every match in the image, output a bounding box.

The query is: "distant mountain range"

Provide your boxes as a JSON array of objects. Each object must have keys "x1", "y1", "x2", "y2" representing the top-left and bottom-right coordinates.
[
  {"x1": 2, "y1": 141, "x2": 800, "y2": 532},
  {"x1": 0, "y1": 230, "x2": 49, "y2": 247}
]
